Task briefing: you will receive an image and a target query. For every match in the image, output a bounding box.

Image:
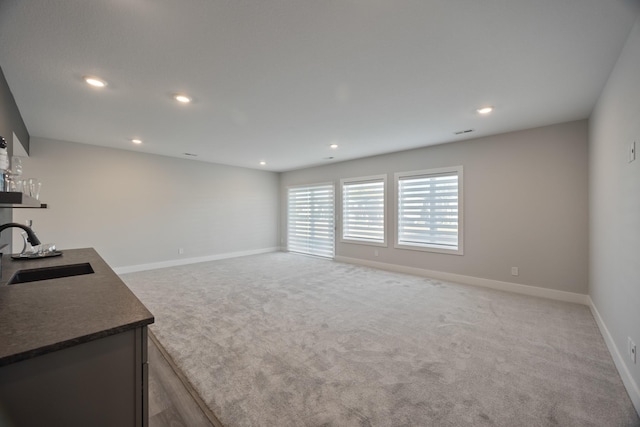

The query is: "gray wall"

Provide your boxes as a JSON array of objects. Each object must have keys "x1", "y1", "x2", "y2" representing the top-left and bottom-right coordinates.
[
  {"x1": 281, "y1": 120, "x2": 589, "y2": 294},
  {"x1": 0, "y1": 66, "x2": 29, "y2": 155},
  {"x1": 589, "y1": 17, "x2": 640, "y2": 404},
  {"x1": 0, "y1": 66, "x2": 31, "y2": 248},
  {"x1": 14, "y1": 138, "x2": 279, "y2": 268}
]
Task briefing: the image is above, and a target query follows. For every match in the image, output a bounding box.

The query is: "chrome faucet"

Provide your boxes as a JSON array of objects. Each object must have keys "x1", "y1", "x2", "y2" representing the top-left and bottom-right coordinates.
[{"x1": 0, "y1": 223, "x2": 41, "y2": 246}]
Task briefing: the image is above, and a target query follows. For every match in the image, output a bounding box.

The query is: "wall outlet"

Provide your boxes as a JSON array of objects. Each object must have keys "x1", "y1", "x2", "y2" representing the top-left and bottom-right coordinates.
[
  {"x1": 511, "y1": 267, "x2": 519, "y2": 276},
  {"x1": 374, "y1": 249, "x2": 379, "y2": 257},
  {"x1": 629, "y1": 337, "x2": 637, "y2": 364},
  {"x1": 630, "y1": 141, "x2": 636, "y2": 163},
  {"x1": 178, "y1": 247, "x2": 184, "y2": 255}
]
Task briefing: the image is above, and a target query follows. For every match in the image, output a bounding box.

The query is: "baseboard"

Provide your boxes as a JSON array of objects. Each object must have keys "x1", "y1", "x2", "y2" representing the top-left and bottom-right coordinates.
[
  {"x1": 588, "y1": 297, "x2": 640, "y2": 416},
  {"x1": 113, "y1": 247, "x2": 280, "y2": 275},
  {"x1": 334, "y1": 256, "x2": 589, "y2": 305}
]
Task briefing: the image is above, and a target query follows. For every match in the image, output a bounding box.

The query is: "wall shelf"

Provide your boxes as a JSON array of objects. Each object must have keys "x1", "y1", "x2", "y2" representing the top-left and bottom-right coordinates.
[{"x1": 0, "y1": 192, "x2": 47, "y2": 209}]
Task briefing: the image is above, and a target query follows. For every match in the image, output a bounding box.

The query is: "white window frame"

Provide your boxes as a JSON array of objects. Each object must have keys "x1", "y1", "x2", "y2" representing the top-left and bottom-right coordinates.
[
  {"x1": 394, "y1": 166, "x2": 464, "y2": 255},
  {"x1": 287, "y1": 182, "x2": 335, "y2": 259},
  {"x1": 340, "y1": 174, "x2": 387, "y2": 247}
]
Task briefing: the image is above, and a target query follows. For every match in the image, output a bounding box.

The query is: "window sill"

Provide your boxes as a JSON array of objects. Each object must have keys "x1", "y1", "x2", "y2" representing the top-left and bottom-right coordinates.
[
  {"x1": 394, "y1": 242, "x2": 463, "y2": 256},
  {"x1": 341, "y1": 238, "x2": 388, "y2": 248}
]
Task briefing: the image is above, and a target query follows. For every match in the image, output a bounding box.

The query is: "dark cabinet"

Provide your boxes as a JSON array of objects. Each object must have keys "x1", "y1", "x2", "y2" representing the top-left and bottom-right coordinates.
[{"x1": 0, "y1": 327, "x2": 149, "y2": 426}]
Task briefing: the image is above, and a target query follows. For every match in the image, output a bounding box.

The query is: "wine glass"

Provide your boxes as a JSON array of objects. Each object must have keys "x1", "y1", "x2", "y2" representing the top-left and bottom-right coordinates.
[{"x1": 11, "y1": 156, "x2": 23, "y2": 177}]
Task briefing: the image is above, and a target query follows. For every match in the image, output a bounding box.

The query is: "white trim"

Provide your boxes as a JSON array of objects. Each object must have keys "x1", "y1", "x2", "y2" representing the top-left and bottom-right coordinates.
[
  {"x1": 340, "y1": 174, "x2": 388, "y2": 247},
  {"x1": 394, "y1": 242, "x2": 461, "y2": 255},
  {"x1": 588, "y1": 297, "x2": 640, "y2": 416},
  {"x1": 341, "y1": 238, "x2": 388, "y2": 248},
  {"x1": 394, "y1": 165, "x2": 464, "y2": 256},
  {"x1": 334, "y1": 255, "x2": 589, "y2": 305},
  {"x1": 113, "y1": 247, "x2": 280, "y2": 275},
  {"x1": 286, "y1": 182, "x2": 336, "y2": 259},
  {"x1": 340, "y1": 174, "x2": 387, "y2": 185},
  {"x1": 286, "y1": 181, "x2": 335, "y2": 190}
]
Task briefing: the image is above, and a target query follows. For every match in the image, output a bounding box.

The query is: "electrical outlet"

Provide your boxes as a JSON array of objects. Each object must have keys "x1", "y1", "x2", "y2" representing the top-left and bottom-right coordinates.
[
  {"x1": 629, "y1": 337, "x2": 637, "y2": 364},
  {"x1": 178, "y1": 248, "x2": 184, "y2": 255},
  {"x1": 511, "y1": 267, "x2": 519, "y2": 276},
  {"x1": 374, "y1": 249, "x2": 379, "y2": 257}
]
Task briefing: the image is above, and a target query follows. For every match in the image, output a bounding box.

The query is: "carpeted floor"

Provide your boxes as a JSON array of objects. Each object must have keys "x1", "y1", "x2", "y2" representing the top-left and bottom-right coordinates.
[{"x1": 122, "y1": 252, "x2": 639, "y2": 427}]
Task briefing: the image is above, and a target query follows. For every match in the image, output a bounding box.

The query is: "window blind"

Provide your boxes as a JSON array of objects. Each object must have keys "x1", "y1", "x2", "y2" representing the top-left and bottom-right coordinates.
[
  {"x1": 397, "y1": 172, "x2": 459, "y2": 249},
  {"x1": 287, "y1": 184, "x2": 335, "y2": 258},
  {"x1": 342, "y1": 179, "x2": 385, "y2": 243}
]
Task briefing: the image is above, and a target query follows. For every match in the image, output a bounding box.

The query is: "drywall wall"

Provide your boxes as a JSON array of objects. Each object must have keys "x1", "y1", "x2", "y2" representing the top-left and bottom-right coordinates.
[
  {"x1": 0, "y1": 66, "x2": 29, "y2": 155},
  {"x1": 281, "y1": 120, "x2": 589, "y2": 294},
  {"x1": 0, "y1": 66, "x2": 31, "y2": 248},
  {"x1": 13, "y1": 138, "x2": 279, "y2": 268},
  {"x1": 589, "y1": 16, "x2": 640, "y2": 412}
]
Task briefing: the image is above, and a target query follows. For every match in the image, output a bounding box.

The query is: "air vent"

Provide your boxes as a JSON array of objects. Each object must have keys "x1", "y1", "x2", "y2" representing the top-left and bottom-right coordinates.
[{"x1": 454, "y1": 129, "x2": 474, "y2": 135}]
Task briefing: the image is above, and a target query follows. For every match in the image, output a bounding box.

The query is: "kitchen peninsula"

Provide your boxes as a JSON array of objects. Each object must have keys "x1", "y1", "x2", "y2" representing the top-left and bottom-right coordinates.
[{"x1": 0, "y1": 248, "x2": 154, "y2": 426}]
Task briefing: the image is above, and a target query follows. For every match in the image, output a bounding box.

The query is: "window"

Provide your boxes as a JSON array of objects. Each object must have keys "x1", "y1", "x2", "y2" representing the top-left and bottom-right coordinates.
[
  {"x1": 341, "y1": 175, "x2": 386, "y2": 246},
  {"x1": 287, "y1": 183, "x2": 335, "y2": 258},
  {"x1": 395, "y1": 166, "x2": 463, "y2": 255}
]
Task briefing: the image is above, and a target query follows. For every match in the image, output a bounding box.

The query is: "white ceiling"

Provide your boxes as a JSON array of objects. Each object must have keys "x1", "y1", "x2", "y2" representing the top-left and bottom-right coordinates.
[{"x1": 1, "y1": 0, "x2": 639, "y2": 172}]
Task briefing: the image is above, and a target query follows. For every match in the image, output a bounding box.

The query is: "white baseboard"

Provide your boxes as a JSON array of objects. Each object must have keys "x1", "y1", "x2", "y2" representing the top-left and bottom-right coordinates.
[
  {"x1": 588, "y1": 297, "x2": 640, "y2": 416},
  {"x1": 113, "y1": 247, "x2": 280, "y2": 275},
  {"x1": 334, "y1": 256, "x2": 589, "y2": 305}
]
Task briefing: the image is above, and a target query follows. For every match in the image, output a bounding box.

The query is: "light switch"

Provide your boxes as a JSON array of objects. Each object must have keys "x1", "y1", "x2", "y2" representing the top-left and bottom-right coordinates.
[{"x1": 630, "y1": 141, "x2": 636, "y2": 163}]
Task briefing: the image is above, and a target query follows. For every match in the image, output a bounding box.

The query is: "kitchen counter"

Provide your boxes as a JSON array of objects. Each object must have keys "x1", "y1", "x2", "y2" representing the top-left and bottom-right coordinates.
[{"x1": 0, "y1": 248, "x2": 154, "y2": 366}]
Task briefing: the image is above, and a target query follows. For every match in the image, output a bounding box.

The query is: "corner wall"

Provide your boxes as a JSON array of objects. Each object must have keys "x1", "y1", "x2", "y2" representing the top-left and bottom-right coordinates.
[
  {"x1": 0, "y1": 66, "x2": 29, "y2": 156},
  {"x1": 589, "y1": 16, "x2": 640, "y2": 413},
  {"x1": 281, "y1": 120, "x2": 589, "y2": 295},
  {"x1": 13, "y1": 138, "x2": 280, "y2": 269},
  {"x1": 0, "y1": 66, "x2": 31, "y2": 248}
]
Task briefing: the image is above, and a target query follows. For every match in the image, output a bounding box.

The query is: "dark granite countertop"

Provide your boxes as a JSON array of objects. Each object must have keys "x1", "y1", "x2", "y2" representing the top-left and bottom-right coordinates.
[{"x1": 0, "y1": 248, "x2": 154, "y2": 367}]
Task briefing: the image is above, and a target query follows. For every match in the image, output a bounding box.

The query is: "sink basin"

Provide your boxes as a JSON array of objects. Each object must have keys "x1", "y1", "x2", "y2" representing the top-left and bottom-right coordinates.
[{"x1": 8, "y1": 263, "x2": 95, "y2": 285}]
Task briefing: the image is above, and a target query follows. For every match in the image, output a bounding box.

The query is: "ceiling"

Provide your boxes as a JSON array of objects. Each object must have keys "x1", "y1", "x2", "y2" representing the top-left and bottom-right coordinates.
[{"x1": 1, "y1": 0, "x2": 639, "y2": 172}]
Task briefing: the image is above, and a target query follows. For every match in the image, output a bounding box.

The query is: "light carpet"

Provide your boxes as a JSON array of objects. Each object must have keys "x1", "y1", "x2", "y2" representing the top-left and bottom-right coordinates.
[{"x1": 122, "y1": 252, "x2": 639, "y2": 427}]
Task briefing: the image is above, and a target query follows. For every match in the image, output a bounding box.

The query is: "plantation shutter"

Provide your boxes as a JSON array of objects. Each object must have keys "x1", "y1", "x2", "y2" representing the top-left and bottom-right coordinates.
[
  {"x1": 287, "y1": 183, "x2": 335, "y2": 258},
  {"x1": 397, "y1": 172, "x2": 459, "y2": 249},
  {"x1": 342, "y1": 179, "x2": 385, "y2": 243}
]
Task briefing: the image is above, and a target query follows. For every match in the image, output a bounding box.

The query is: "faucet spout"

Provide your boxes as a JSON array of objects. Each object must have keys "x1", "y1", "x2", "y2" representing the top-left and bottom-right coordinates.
[{"x1": 0, "y1": 223, "x2": 41, "y2": 246}]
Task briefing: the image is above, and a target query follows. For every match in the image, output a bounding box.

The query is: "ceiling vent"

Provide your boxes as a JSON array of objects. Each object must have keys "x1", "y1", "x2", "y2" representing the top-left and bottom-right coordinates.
[{"x1": 454, "y1": 129, "x2": 474, "y2": 135}]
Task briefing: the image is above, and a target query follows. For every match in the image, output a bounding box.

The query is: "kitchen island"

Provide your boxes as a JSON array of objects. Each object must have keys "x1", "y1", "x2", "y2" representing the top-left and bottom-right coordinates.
[{"x1": 0, "y1": 248, "x2": 154, "y2": 426}]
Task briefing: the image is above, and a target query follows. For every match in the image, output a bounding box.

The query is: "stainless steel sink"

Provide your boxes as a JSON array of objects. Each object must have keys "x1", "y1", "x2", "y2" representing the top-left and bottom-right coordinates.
[{"x1": 8, "y1": 263, "x2": 94, "y2": 285}]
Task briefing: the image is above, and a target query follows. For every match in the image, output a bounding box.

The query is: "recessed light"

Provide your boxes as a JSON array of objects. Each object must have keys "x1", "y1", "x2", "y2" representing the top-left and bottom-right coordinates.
[
  {"x1": 174, "y1": 94, "x2": 192, "y2": 103},
  {"x1": 259, "y1": 161, "x2": 266, "y2": 166},
  {"x1": 84, "y1": 76, "x2": 107, "y2": 88},
  {"x1": 330, "y1": 144, "x2": 338, "y2": 149},
  {"x1": 131, "y1": 139, "x2": 142, "y2": 144},
  {"x1": 477, "y1": 106, "x2": 494, "y2": 114}
]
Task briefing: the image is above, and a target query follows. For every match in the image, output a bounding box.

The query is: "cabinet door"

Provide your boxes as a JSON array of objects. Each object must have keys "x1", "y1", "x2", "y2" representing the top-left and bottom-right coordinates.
[{"x1": 0, "y1": 329, "x2": 143, "y2": 426}]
